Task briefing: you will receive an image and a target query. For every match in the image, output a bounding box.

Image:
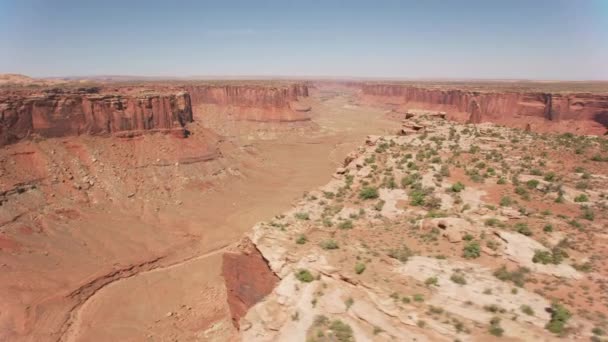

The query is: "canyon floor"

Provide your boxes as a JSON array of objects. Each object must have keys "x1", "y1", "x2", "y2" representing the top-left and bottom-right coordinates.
[{"x1": 0, "y1": 88, "x2": 397, "y2": 341}]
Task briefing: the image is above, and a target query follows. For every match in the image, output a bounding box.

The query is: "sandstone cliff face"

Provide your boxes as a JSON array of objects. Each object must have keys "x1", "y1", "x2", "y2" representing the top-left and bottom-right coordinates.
[
  {"x1": 361, "y1": 84, "x2": 608, "y2": 134},
  {"x1": 0, "y1": 88, "x2": 193, "y2": 146},
  {"x1": 185, "y1": 83, "x2": 311, "y2": 122}
]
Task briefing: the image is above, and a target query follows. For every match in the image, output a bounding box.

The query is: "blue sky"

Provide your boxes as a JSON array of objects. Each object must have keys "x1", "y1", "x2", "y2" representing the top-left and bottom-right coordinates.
[{"x1": 1, "y1": 0, "x2": 607, "y2": 80}]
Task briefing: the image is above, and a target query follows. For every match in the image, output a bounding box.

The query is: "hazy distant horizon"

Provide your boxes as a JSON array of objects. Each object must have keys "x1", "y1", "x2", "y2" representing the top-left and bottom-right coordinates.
[{"x1": 2, "y1": 0, "x2": 607, "y2": 81}]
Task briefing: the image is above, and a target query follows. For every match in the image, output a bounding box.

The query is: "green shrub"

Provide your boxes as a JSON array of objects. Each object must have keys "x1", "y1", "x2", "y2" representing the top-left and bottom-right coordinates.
[
  {"x1": 409, "y1": 189, "x2": 426, "y2": 206},
  {"x1": 574, "y1": 194, "x2": 588, "y2": 202},
  {"x1": 451, "y1": 182, "x2": 465, "y2": 192},
  {"x1": 359, "y1": 186, "x2": 379, "y2": 199},
  {"x1": 354, "y1": 262, "x2": 366, "y2": 274},
  {"x1": 295, "y1": 269, "x2": 314, "y2": 283},
  {"x1": 296, "y1": 234, "x2": 307, "y2": 244},
  {"x1": 463, "y1": 241, "x2": 481, "y2": 259},
  {"x1": 526, "y1": 179, "x2": 540, "y2": 189},
  {"x1": 532, "y1": 250, "x2": 554, "y2": 264},
  {"x1": 545, "y1": 302, "x2": 571, "y2": 335}
]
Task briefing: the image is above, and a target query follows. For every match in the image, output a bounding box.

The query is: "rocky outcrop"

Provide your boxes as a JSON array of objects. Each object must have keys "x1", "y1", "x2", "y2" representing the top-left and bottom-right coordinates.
[
  {"x1": 360, "y1": 83, "x2": 608, "y2": 134},
  {"x1": 185, "y1": 83, "x2": 311, "y2": 122},
  {"x1": 0, "y1": 88, "x2": 193, "y2": 146},
  {"x1": 222, "y1": 238, "x2": 279, "y2": 328}
]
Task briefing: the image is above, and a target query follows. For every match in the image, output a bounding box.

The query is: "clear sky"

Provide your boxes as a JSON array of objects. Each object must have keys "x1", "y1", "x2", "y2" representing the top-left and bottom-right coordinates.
[{"x1": 1, "y1": 0, "x2": 607, "y2": 80}]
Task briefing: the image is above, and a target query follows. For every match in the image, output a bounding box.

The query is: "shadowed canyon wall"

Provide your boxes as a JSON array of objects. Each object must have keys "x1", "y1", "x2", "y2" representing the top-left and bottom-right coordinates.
[
  {"x1": 0, "y1": 88, "x2": 193, "y2": 146},
  {"x1": 360, "y1": 83, "x2": 608, "y2": 134}
]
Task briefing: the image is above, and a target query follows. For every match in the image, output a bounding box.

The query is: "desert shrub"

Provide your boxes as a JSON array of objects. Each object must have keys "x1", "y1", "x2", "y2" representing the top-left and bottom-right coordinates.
[
  {"x1": 532, "y1": 247, "x2": 567, "y2": 265},
  {"x1": 338, "y1": 220, "x2": 353, "y2": 229},
  {"x1": 515, "y1": 186, "x2": 530, "y2": 200},
  {"x1": 373, "y1": 200, "x2": 385, "y2": 211},
  {"x1": 354, "y1": 262, "x2": 366, "y2": 274},
  {"x1": 450, "y1": 273, "x2": 467, "y2": 285},
  {"x1": 388, "y1": 245, "x2": 413, "y2": 262},
  {"x1": 489, "y1": 317, "x2": 504, "y2": 337},
  {"x1": 294, "y1": 212, "x2": 310, "y2": 220},
  {"x1": 451, "y1": 182, "x2": 465, "y2": 193},
  {"x1": 296, "y1": 234, "x2": 307, "y2": 244},
  {"x1": 463, "y1": 241, "x2": 481, "y2": 259},
  {"x1": 359, "y1": 186, "x2": 379, "y2": 199},
  {"x1": 493, "y1": 265, "x2": 529, "y2": 287},
  {"x1": 544, "y1": 172, "x2": 556, "y2": 182},
  {"x1": 574, "y1": 194, "x2": 588, "y2": 202},
  {"x1": 526, "y1": 179, "x2": 540, "y2": 189},
  {"x1": 320, "y1": 239, "x2": 339, "y2": 250},
  {"x1": 575, "y1": 181, "x2": 589, "y2": 190},
  {"x1": 407, "y1": 187, "x2": 425, "y2": 206},
  {"x1": 521, "y1": 305, "x2": 534, "y2": 316},
  {"x1": 295, "y1": 269, "x2": 314, "y2": 283},
  {"x1": 425, "y1": 277, "x2": 438, "y2": 286},
  {"x1": 545, "y1": 302, "x2": 571, "y2": 335},
  {"x1": 401, "y1": 173, "x2": 420, "y2": 188},
  {"x1": 515, "y1": 222, "x2": 532, "y2": 236},
  {"x1": 532, "y1": 250, "x2": 554, "y2": 264},
  {"x1": 581, "y1": 207, "x2": 594, "y2": 221},
  {"x1": 329, "y1": 319, "x2": 354, "y2": 342},
  {"x1": 500, "y1": 196, "x2": 513, "y2": 206}
]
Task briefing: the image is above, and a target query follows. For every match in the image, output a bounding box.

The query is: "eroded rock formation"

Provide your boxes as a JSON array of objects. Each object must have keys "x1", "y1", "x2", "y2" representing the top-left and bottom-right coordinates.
[
  {"x1": 186, "y1": 83, "x2": 311, "y2": 122},
  {"x1": 0, "y1": 87, "x2": 193, "y2": 146},
  {"x1": 360, "y1": 83, "x2": 608, "y2": 134}
]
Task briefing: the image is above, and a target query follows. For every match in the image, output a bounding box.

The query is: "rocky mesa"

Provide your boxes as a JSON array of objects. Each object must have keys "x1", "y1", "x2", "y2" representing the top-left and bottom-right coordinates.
[
  {"x1": 0, "y1": 87, "x2": 193, "y2": 146},
  {"x1": 360, "y1": 83, "x2": 608, "y2": 134}
]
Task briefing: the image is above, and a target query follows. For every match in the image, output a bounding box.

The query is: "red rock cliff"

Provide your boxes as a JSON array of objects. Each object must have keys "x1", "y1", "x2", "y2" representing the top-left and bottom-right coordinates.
[
  {"x1": 0, "y1": 88, "x2": 193, "y2": 146},
  {"x1": 360, "y1": 84, "x2": 608, "y2": 134},
  {"x1": 185, "y1": 83, "x2": 311, "y2": 122}
]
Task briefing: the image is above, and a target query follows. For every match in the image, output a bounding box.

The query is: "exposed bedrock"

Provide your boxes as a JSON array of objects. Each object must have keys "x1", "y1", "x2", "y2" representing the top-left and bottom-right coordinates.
[
  {"x1": 0, "y1": 88, "x2": 193, "y2": 146},
  {"x1": 222, "y1": 238, "x2": 279, "y2": 328},
  {"x1": 360, "y1": 83, "x2": 608, "y2": 133},
  {"x1": 185, "y1": 83, "x2": 311, "y2": 122}
]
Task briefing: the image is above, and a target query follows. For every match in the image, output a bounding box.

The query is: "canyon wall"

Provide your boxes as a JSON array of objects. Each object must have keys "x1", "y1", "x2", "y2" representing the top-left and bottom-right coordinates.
[
  {"x1": 360, "y1": 83, "x2": 608, "y2": 134},
  {"x1": 185, "y1": 83, "x2": 311, "y2": 122},
  {"x1": 0, "y1": 88, "x2": 193, "y2": 146}
]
